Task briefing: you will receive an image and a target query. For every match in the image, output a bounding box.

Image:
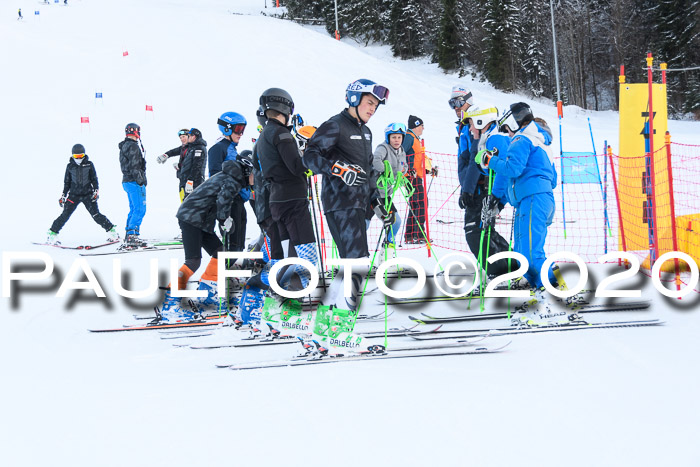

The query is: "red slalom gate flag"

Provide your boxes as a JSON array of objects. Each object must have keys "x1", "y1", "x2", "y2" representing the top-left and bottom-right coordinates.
[
  {"x1": 80, "y1": 117, "x2": 90, "y2": 124},
  {"x1": 145, "y1": 105, "x2": 153, "y2": 112},
  {"x1": 122, "y1": 50, "x2": 129, "y2": 57}
]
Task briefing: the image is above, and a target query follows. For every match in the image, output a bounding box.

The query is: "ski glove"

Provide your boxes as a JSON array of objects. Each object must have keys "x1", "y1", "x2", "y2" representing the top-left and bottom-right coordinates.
[
  {"x1": 428, "y1": 166, "x2": 439, "y2": 177},
  {"x1": 480, "y1": 194, "x2": 502, "y2": 228},
  {"x1": 173, "y1": 161, "x2": 179, "y2": 170},
  {"x1": 238, "y1": 188, "x2": 251, "y2": 202},
  {"x1": 331, "y1": 160, "x2": 367, "y2": 186},
  {"x1": 185, "y1": 180, "x2": 194, "y2": 194},
  {"x1": 475, "y1": 148, "x2": 498, "y2": 169},
  {"x1": 157, "y1": 153, "x2": 168, "y2": 164},
  {"x1": 220, "y1": 217, "x2": 234, "y2": 233},
  {"x1": 59, "y1": 195, "x2": 67, "y2": 208},
  {"x1": 458, "y1": 192, "x2": 474, "y2": 210},
  {"x1": 371, "y1": 198, "x2": 396, "y2": 228},
  {"x1": 92, "y1": 189, "x2": 99, "y2": 201}
]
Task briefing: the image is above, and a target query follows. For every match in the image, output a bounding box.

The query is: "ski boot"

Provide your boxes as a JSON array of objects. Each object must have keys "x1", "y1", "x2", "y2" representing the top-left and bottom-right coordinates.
[
  {"x1": 551, "y1": 265, "x2": 588, "y2": 309},
  {"x1": 237, "y1": 284, "x2": 266, "y2": 325},
  {"x1": 157, "y1": 290, "x2": 198, "y2": 324},
  {"x1": 510, "y1": 287, "x2": 579, "y2": 327},
  {"x1": 120, "y1": 233, "x2": 147, "y2": 250},
  {"x1": 46, "y1": 230, "x2": 60, "y2": 245},
  {"x1": 106, "y1": 226, "x2": 120, "y2": 243},
  {"x1": 195, "y1": 279, "x2": 220, "y2": 308},
  {"x1": 266, "y1": 297, "x2": 312, "y2": 334},
  {"x1": 493, "y1": 275, "x2": 530, "y2": 291},
  {"x1": 312, "y1": 304, "x2": 363, "y2": 352}
]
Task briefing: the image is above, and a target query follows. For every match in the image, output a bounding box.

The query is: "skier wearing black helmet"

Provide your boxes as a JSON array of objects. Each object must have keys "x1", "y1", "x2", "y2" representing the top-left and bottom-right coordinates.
[
  {"x1": 46, "y1": 144, "x2": 119, "y2": 245},
  {"x1": 238, "y1": 88, "x2": 319, "y2": 323},
  {"x1": 119, "y1": 123, "x2": 147, "y2": 247}
]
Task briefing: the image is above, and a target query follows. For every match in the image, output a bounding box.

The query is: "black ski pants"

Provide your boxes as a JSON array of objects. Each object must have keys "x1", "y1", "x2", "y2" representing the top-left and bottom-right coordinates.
[
  {"x1": 50, "y1": 195, "x2": 113, "y2": 233},
  {"x1": 463, "y1": 189, "x2": 514, "y2": 277},
  {"x1": 405, "y1": 175, "x2": 426, "y2": 241},
  {"x1": 268, "y1": 198, "x2": 315, "y2": 260},
  {"x1": 325, "y1": 208, "x2": 369, "y2": 259}
]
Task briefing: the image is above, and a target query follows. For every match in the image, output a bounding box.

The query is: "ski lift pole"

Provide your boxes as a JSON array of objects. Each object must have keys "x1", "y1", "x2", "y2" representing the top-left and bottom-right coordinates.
[
  {"x1": 559, "y1": 115, "x2": 566, "y2": 239},
  {"x1": 550, "y1": 0, "x2": 565, "y2": 238}
]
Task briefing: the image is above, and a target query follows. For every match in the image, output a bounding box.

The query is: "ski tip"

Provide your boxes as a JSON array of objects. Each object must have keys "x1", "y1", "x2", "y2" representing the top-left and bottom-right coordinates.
[{"x1": 408, "y1": 316, "x2": 426, "y2": 325}]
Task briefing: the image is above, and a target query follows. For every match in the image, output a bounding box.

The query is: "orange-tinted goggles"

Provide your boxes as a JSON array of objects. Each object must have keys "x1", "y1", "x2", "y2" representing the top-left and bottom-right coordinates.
[{"x1": 73, "y1": 153, "x2": 86, "y2": 159}]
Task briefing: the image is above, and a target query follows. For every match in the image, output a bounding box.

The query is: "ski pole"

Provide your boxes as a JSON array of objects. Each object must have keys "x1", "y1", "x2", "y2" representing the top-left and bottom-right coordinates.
[{"x1": 308, "y1": 175, "x2": 327, "y2": 291}]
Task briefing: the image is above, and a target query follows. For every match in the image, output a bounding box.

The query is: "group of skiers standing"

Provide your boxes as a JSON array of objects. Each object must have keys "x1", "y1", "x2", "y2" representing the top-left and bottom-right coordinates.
[{"x1": 46, "y1": 78, "x2": 575, "y2": 328}]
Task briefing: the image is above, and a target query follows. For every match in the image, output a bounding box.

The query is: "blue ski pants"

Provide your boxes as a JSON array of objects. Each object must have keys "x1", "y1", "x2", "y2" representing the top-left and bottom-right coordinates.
[
  {"x1": 123, "y1": 182, "x2": 146, "y2": 235},
  {"x1": 514, "y1": 192, "x2": 556, "y2": 288}
]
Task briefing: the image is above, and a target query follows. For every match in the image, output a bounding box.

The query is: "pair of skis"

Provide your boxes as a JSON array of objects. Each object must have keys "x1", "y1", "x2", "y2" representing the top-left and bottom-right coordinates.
[
  {"x1": 408, "y1": 299, "x2": 651, "y2": 324},
  {"x1": 216, "y1": 337, "x2": 511, "y2": 370}
]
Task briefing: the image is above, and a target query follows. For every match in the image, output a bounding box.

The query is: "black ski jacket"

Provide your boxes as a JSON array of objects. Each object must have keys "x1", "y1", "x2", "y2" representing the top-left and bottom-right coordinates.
[
  {"x1": 176, "y1": 160, "x2": 246, "y2": 232},
  {"x1": 252, "y1": 141, "x2": 272, "y2": 225},
  {"x1": 119, "y1": 138, "x2": 147, "y2": 186},
  {"x1": 302, "y1": 109, "x2": 377, "y2": 213},
  {"x1": 177, "y1": 137, "x2": 207, "y2": 191},
  {"x1": 257, "y1": 119, "x2": 307, "y2": 203},
  {"x1": 61, "y1": 156, "x2": 98, "y2": 197}
]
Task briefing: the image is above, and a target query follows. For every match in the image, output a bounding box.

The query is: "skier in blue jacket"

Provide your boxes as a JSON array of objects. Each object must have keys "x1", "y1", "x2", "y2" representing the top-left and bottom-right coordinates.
[
  {"x1": 476, "y1": 103, "x2": 574, "y2": 326},
  {"x1": 462, "y1": 104, "x2": 514, "y2": 278}
]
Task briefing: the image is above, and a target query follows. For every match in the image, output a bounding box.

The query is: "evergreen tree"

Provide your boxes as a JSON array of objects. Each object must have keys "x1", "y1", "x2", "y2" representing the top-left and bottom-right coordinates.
[
  {"x1": 389, "y1": 0, "x2": 425, "y2": 59},
  {"x1": 647, "y1": 0, "x2": 700, "y2": 113},
  {"x1": 483, "y1": 0, "x2": 521, "y2": 90},
  {"x1": 436, "y1": 0, "x2": 461, "y2": 71},
  {"x1": 519, "y1": 0, "x2": 550, "y2": 97}
]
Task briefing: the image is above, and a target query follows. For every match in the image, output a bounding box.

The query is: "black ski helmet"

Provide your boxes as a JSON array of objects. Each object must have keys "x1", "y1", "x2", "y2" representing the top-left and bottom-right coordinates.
[
  {"x1": 71, "y1": 143, "x2": 86, "y2": 155},
  {"x1": 509, "y1": 103, "x2": 534, "y2": 130},
  {"x1": 125, "y1": 122, "x2": 141, "y2": 138},
  {"x1": 259, "y1": 88, "x2": 294, "y2": 118},
  {"x1": 237, "y1": 150, "x2": 254, "y2": 179}
]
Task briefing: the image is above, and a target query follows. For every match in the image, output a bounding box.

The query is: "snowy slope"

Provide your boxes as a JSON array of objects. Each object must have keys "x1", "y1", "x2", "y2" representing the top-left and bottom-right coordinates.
[{"x1": 2, "y1": 1, "x2": 700, "y2": 467}]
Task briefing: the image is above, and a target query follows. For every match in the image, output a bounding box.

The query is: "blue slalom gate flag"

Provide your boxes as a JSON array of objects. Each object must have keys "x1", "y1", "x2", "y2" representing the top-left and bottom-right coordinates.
[
  {"x1": 95, "y1": 92, "x2": 103, "y2": 99},
  {"x1": 561, "y1": 152, "x2": 602, "y2": 184}
]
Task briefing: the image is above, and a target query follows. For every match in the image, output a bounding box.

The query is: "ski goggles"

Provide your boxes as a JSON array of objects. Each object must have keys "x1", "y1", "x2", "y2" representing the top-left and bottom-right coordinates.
[
  {"x1": 72, "y1": 153, "x2": 85, "y2": 159},
  {"x1": 448, "y1": 92, "x2": 472, "y2": 109},
  {"x1": 178, "y1": 129, "x2": 189, "y2": 137},
  {"x1": 385, "y1": 122, "x2": 407, "y2": 134},
  {"x1": 217, "y1": 119, "x2": 246, "y2": 135},
  {"x1": 349, "y1": 83, "x2": 390, "y2": 103}
]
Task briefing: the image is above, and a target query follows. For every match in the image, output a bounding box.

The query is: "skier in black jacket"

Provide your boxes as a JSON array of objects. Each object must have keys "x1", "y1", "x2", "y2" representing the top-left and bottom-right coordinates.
[
  {"x1": 118, "y1": 123, "x2": 147, "y2": 247},
  {"x1": 303, "y1": 78, "x2": 392, "y2": 313},
  {"x1": 177, "y1": 128, "x2": 207, "y2": 201},
  {"x1": 47, "y1": 144, "x2": 119, "y2": 244},
  {"x1": 157, "y1": 158, "x2": 253, "y2": 323},
  {"x1": 156, "y1": 128, "x2": 189, "y2": 201},
  {"x1": 233, "y1": 88, "x2": 320, "y2": 324}
]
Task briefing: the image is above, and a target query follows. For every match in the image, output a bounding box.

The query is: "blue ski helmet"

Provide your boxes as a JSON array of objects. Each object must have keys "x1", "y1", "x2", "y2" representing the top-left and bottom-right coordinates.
[
  {"x1": 384, "y1": 122, "x2": 406, "y2": 144},
  {"x1": 218, "y1": 112, "x2": 247, "y2": 136},
  {"x1": 345, "y1": 79, "x2": 389, "y2": 107}
]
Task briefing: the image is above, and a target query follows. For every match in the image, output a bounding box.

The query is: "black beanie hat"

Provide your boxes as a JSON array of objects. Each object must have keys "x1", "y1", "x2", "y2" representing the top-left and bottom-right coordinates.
[
  {"x1": 408, "y1": 115, "x2": 424, "y2": 129},
  {"x1": 72, "y1": 143, "x2": 86, "y2": 154}
]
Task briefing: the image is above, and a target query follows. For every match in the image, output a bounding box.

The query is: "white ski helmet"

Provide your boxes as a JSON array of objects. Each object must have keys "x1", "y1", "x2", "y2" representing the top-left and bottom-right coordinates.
[{"x1": 463, "y1": 105, "x2": 499, "y2": 130}]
